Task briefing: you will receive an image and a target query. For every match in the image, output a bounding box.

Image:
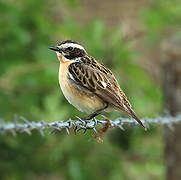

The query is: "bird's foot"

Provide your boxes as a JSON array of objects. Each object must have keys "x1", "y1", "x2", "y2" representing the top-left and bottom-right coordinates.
[{"x1": 74, "y1": 116, "x2": 97, "y2": 134}]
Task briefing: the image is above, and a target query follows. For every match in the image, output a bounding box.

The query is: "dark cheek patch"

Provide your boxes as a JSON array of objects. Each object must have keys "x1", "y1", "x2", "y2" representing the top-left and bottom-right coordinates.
[{"x1": 65, "y1": 48, "x2": 85, "y2": 59}]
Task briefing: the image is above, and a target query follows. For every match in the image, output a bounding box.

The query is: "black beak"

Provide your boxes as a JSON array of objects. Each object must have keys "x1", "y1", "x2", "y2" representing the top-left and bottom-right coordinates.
[{"x1": 49, "y1": 46, "x2": 60, "y2": 52}]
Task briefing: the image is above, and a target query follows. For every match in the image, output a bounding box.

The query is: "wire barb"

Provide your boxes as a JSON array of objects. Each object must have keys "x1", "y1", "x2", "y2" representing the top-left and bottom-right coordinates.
[{"x1": 0, "y1": 114, "x2": 181, "y2": 136}]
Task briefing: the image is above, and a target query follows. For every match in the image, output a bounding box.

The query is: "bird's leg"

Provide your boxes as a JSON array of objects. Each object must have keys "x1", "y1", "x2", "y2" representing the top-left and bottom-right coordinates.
[
  {"x1": 81, "y1": 103, "x2": 108, "y2": 121},
  {"x1": 81, "y1": 110, "x2": 102, "y2": 121},
  {"x1": 74, "y1": 104, "x2": 108, "y2": 134}
]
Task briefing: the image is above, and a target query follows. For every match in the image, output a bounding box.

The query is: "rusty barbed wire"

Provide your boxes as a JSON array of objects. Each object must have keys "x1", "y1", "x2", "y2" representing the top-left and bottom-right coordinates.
[{"x1": 0, "y1": 114, "x2": 181, "y2": 136}]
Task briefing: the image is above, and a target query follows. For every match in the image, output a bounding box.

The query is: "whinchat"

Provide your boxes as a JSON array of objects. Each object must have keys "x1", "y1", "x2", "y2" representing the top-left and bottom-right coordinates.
[{"x1": 49, "y1": 40, "x2": 146, "y2": 129}]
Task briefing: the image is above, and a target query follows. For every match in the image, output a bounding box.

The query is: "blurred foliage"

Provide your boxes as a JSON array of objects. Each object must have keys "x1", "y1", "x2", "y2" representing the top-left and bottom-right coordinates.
[
  {"x1": 142, "y1": 0, "x2": 181, "y2": 43},
  {"x1": 0, "y1": 0, "x2": 180, "y2": 179}
]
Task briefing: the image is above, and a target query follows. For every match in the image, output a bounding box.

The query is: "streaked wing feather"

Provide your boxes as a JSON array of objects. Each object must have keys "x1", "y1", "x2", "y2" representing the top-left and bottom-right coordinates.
[
  {"x1": 68, "y1": 57, "x2": 146, "y2": 129},
  {"x1": 68, "y1": 61, "x2": 127, "y2": 111}
]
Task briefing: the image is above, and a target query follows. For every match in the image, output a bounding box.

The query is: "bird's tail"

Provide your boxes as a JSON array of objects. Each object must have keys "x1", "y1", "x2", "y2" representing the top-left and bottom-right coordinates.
[
  {"x1": 116, "y1": 103, "x2": 147, "y2": 130},
  {"x1": 127, "y1": 108, "x2": 147, "y2": 130}
]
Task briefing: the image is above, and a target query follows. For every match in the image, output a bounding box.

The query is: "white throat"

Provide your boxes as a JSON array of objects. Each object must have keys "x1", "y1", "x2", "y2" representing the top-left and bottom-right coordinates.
[{"x1": 56, "y1": 52, "x2": 70, "y2": 62}]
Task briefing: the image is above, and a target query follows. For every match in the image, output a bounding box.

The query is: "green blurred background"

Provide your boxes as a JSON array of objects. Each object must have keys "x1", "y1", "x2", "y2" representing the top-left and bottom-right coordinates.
[{"x1": 0, "y1": 0, "x2": 180, "y2": 179}]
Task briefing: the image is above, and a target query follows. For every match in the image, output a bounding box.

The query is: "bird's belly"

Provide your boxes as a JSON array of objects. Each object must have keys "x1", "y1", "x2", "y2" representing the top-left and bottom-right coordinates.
[{"x1": 59, "y1": 65, "x2": 105, "y2": 114}]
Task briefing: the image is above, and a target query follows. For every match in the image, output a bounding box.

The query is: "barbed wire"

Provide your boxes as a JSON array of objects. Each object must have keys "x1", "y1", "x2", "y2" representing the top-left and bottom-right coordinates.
[{"x1": 0, "y1": 114, "x2": 181, "y2": 137}]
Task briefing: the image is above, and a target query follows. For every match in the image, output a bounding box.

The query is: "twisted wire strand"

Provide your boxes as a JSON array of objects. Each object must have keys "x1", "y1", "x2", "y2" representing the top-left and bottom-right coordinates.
[{"x1": 0, "y1": 114, "x2": 181, "y2": 136}]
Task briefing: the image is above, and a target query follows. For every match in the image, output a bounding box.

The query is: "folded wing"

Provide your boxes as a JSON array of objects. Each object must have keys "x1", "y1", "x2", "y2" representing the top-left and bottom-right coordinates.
[{"x1": 68, "y1": 59, "x2": 146, "y2": 129}]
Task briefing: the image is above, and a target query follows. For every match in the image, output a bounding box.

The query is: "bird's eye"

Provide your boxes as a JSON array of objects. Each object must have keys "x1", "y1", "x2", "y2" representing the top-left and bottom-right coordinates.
[{"x1": 67, "y1": 47, "x2": 73, "y2": 51}]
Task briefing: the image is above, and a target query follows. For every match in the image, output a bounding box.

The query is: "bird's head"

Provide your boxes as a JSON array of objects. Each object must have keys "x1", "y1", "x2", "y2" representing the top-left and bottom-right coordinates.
[{"x1": 49, "y1": 40, "x2": 87, "y2": 62}]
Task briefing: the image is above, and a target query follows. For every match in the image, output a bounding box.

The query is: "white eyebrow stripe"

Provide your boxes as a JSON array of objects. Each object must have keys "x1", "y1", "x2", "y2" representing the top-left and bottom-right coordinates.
[{"x1": 58, "y1": 43, "x2": 86, "y2": 51}]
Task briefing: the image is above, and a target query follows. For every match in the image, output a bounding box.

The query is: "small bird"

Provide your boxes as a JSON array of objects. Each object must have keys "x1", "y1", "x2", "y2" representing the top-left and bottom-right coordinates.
[{"x1": 49, "y1": 40, "x2": 146, "y2": 129}]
